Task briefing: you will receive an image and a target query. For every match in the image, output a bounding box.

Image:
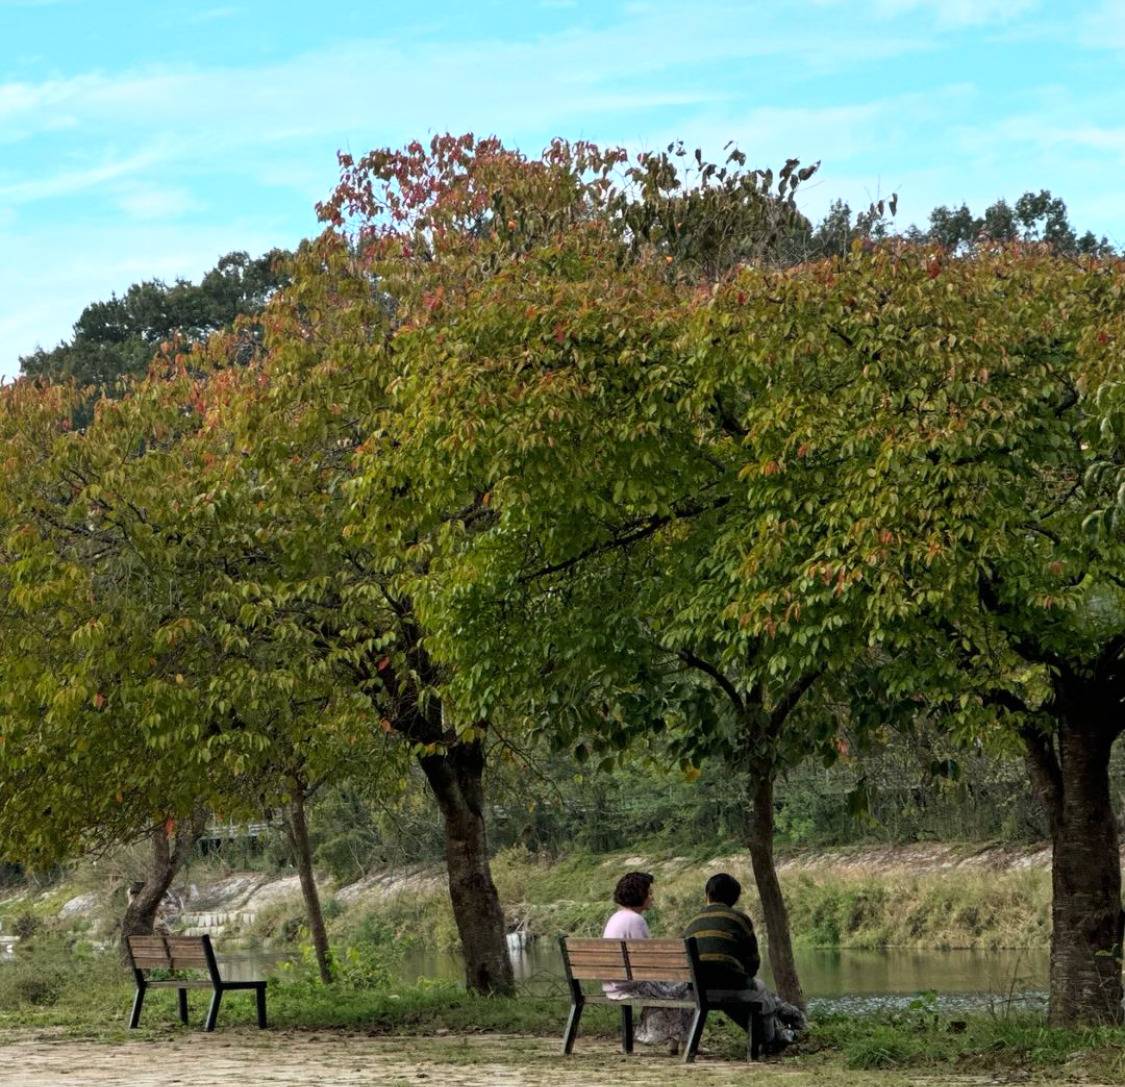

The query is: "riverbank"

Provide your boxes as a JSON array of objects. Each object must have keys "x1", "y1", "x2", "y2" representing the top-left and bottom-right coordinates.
[{"x1": 0, "y1": 841, "x2": 1057, "y2": 957}]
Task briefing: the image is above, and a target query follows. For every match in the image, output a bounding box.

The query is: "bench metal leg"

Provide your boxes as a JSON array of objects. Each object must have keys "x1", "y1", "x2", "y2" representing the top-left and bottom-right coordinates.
[
  {"x1": 177, "y1": 988, "x2": 189, "y2": 1025},
  {"x1": 683, "y1": 1007, "x2": 707, "y2": 1064},
  {"x1": 561, "y1": 999, "x2": 584, "y2": 1055},
  {"x1": 748, "y1": 1009, "x2": 762, "y2": 1061},
  {"x1": 620, "y1": 1004, "x2": 634, "y2": 1053},
  {"x1": 128, "y1": 985, "x2": 146, "y2": 1029},
  {"x1": 255, "y1": 984, "x2": 267, "y2": 1029},
  {"x1": 204, "y1": 988, "x2": 223, "y2": 1032}
]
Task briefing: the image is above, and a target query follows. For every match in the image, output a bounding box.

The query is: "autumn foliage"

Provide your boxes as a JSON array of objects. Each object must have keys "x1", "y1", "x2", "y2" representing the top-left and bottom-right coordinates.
[{"x1": 1, "y1": 136, "x2": 1125, "y2": 1022}]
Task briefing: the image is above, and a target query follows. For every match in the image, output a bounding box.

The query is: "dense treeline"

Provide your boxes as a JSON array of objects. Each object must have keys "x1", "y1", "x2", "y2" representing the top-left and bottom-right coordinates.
[
  {"x1": 1, "y1": 137, "x2": 1123, "y2": 1027},
  {"x1": 298, "y1": 739, "x2": 1125, "y2": 882}
]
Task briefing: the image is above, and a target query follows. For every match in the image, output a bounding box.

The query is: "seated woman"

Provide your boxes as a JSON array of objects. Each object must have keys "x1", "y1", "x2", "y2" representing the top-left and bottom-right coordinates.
[{"x1": 602, "y1": 871, "x2": 693, "y2": 1053}]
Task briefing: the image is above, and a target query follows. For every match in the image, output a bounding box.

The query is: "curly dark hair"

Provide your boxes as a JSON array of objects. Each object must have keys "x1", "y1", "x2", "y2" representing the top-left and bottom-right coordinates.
[{"x1": 613, "y1": 871, "x2": 654, "y2": 908}]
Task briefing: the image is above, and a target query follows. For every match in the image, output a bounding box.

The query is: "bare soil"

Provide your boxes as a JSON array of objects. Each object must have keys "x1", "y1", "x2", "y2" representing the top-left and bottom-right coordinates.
[{"x1": 0, "y1": 1030, "x2": 975, "y2": 1087}]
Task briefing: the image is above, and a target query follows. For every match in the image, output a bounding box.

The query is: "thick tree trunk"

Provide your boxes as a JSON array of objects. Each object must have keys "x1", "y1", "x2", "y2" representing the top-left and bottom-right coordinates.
[
  {"x1": 1026, "y1": 718, "x2": 1124, "y2": 1026},
  {"x1": 120, "y1": 811, "x2": 203, "y2": 961},
  {"x1": 285, "y1": 781, "x2": 333, "y2": 985},
  {"x1": 419, "y1": 739, "x2": 514, "y2": 995},
  {"x1": 747, "y1": 773, "x2": 806, "y2": 1010}
]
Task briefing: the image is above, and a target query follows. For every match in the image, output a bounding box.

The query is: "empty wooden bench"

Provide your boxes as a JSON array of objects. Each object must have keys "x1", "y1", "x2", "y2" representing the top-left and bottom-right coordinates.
[
  {"x1": 126, "y1": 935, "x2": 267, "y2": 1031},
  {"x1": 559, "y1": 936, "x2": 764, "y2": 1063}
]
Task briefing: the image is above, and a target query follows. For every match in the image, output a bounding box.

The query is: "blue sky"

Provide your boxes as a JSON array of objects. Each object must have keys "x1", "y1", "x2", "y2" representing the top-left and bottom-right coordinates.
[{"x1": 2, "y1": 0, "x2": 1123, "y2": 378}]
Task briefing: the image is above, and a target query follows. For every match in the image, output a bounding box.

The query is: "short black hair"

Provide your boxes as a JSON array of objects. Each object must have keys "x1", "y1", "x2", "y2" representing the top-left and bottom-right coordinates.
[
  {"x1": 705, "y1": 872, "x2": 741, "y2": 906},
  {"x1": 614, "y1": 871, "x2": 654, "y2": 908}
]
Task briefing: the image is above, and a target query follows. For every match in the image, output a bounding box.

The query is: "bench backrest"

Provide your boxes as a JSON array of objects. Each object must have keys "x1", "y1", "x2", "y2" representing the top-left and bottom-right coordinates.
[
  {"x1": 561, "y1": 937, "x2": 696, "y2": 984},
  {"x1": 126, "y1": 935, "x2": 220, "y2": 982}
]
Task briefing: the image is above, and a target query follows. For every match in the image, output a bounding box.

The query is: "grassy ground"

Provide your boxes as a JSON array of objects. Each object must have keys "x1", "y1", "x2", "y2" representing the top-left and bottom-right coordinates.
[{"x1": 1, "y1": 938, "x2": 1123, "y2": 1083}]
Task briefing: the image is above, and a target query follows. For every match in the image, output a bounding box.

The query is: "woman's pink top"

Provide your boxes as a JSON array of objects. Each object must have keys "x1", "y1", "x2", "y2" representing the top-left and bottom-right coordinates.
[
  {"x1": 601, "y1": 908, "x2": 649, "y2": 995},
  {"x1": 602, "y1": 908, "x2": 650, "y2": 941}
]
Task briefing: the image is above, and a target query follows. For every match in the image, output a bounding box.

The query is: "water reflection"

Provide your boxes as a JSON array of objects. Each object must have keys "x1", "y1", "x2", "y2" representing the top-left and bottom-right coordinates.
[{"x1": 397, "y1": 940, "x2": 1050, "y2": 1011}]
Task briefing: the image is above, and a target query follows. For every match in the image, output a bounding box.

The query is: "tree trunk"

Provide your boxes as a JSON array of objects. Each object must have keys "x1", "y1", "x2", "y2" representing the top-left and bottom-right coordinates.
[
  {"x1": 120, "y1": 811, "x2": 203, "y2": 961},
  {"x1": 419, "y1": 739, "x2": 514, "y2": 995},
  {"x1": 1027, "y1": 716, "x2": 1124, "y2": 1026},
  {"x1": 285, "y1": 781, "x2": 333, "y2": 985},
  {"x1": 747, "y1": 772, "x2": 806, "y2": 1010}
]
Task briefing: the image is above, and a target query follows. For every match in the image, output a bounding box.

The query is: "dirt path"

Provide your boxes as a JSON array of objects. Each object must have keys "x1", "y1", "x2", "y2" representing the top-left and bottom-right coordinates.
[{"x1": 0, "y1": 1031, "x2": 970, "y2": 1087}]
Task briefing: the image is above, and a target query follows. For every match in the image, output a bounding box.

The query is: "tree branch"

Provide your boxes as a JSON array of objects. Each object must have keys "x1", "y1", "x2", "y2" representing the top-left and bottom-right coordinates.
[
  {"x1": 768, "y1": 666, "x2": 823, "y2": 734},
  {"x1": 520, "y1": 495, "x2": 731, "y2": 583},
  {"x1": 1019, "y1": 723, "x2": 1062, "y2": 836},
  {"x1": 677, "y1": 648, "x2": 744, "y2": 717}
]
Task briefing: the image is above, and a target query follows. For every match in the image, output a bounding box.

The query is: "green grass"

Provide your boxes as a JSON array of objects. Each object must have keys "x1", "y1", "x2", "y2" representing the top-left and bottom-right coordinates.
[{"x1": 2, "y1": 940, "x2": 1124, "y2": 1082}]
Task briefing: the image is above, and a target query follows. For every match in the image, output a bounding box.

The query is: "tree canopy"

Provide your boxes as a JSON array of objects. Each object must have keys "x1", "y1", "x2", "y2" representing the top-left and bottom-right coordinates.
[
  {"x1": 2, "y1": 135, "x2": 1124, "y2": 1025},
  {"x1": 18, "y1": 249, "x2": 292, "y2": 394}
]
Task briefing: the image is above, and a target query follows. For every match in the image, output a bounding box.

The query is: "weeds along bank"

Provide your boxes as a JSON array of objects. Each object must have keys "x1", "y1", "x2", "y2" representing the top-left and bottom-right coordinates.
[
  {"x1": 0, "y1": 842, "x2": 1053, "y2": 956},
  {"x1": 336, "y1": 845, "x2": 1053, "y2": 953}
]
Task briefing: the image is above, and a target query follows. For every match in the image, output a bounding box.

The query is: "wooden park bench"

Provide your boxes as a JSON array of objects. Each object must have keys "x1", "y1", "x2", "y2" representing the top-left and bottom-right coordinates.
[
  {"x1": 559, "y1": 936, "x2": 764, "y2": 1063},
  {"x1": 125, "y1": 934, "x2": 267, "y2": 1031}
]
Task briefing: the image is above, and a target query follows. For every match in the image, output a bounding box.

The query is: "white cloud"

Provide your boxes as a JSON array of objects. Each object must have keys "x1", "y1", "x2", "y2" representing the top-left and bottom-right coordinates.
[
  {"x1": 0, "y1": 147, "x2": 165, "y2": 203},
  {"x1": 0, "y1": 220, "x2": 292, "y2": 378},
  {"x1": 187, "y1": 6, "x2": 240, "y2": 22},
  {"x1": 114, "y1": 184, "x2": 201, "y2": 221},
  {"x1": 872, "y1": 0, "x2": 1037, "y2": 27},
  {"x1": 1078, "y1": 1, "x2": 1125, "y2": 47}
]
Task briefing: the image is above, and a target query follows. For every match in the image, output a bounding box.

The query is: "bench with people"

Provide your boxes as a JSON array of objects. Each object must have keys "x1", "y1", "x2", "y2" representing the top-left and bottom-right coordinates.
[{"x1": 560, "y1": 870, "x2": 805, "y2": 1062}]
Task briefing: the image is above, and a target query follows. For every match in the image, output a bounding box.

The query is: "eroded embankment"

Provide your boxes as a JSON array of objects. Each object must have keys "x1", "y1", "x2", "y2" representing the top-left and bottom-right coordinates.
[{"x1": 0, "y1": 842, "x2": 1061, "y2": 953}]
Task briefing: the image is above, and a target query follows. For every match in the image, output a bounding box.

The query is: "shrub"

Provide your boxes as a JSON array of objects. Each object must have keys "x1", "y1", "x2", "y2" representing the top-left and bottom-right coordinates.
[{"x1": 11, "y1": 912, "x2": 40, "y2": 940}]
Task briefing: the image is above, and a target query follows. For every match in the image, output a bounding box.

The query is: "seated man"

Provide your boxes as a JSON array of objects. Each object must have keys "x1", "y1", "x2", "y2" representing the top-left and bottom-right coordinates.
[{"x1": 683, "y1": 872, "x2": 805, "y2": 1053}]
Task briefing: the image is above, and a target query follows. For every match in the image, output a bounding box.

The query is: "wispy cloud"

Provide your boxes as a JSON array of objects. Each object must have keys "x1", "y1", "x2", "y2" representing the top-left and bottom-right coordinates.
[
  {"x1": 1077, "y1": 0, "x2": 1125, "y2": 48},
  {"x1": 871, "y1": 0, "x2": 1038, "y2": 27},
  {"x1": 0, "y1": 148, "x2": 164, "y2": 203},
  {"x1": 188, "y1": 5, "x2": 239, "y2": 22}
]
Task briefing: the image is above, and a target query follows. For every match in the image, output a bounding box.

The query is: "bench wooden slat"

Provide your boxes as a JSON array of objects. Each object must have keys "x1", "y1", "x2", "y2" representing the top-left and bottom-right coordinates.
[
  {"x1": 130, "y1": 955, "x2": 170, "y2": 968},
  {"x1": 624, "y1": 947, "x2": 689, "y2": 960},
  {"x1": 627, "y1": 939, "x2": 685, "y2": 954},
  {"x1": 565, "y1": 949, "x2": 628, "y2": 966},
  {"x1": 166, "y1": 937, "x2": 210, "y2": 970},
  {"x1": 568, "y1": 965, "x2": 631, "y2": 980},
  {"x1": 127, "y1": 936, "x2": 171, "y2": 968},
  {"x1": 624, "y1": 941, "x2": 689, "y2": 965},
  {"x1": 563, "y1": 939, "x2": 628, "y2": 976}
]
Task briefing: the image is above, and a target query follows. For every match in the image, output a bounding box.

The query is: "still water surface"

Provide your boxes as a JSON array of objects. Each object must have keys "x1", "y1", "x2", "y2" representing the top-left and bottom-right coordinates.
[{"x1": 393, "y1": 942, "x2": 1049, "y2": 1013}]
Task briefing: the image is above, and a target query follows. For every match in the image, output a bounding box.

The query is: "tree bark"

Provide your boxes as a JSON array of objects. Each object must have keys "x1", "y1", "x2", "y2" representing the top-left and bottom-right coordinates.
[
  {"x1": 1029, "y1": 714, "x2": 1124, "y2": 1026},
  {"x1": 747, "y1": 772, "x2": 806, "y2": 1010},
  {"x1": 285, "y1": 780, "x2": 334, "y2": 985},
  {"x1": 120, "y1": 810, "x2": 204, "y2": 961},
  {"x1": 419, "y1": 738, "x2": 514, "y2": 995}
]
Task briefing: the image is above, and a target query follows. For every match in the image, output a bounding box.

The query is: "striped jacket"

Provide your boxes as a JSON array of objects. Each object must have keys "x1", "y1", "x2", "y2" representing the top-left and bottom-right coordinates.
[{"x1": 683, "y1": 903, "x2": 761, "y2": 985}]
